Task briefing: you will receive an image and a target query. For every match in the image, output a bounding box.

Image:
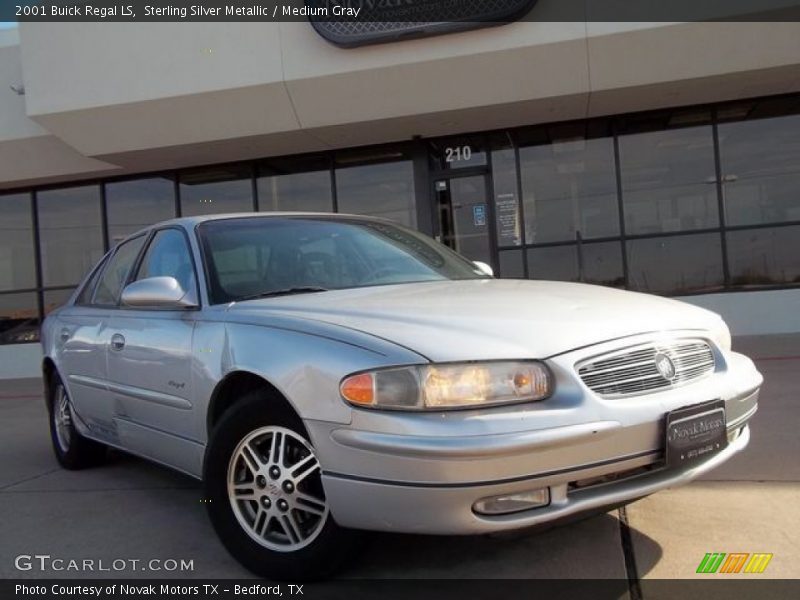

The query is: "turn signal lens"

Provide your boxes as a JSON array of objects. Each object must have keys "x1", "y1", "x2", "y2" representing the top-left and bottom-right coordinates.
[
  {"x1": 340, "y1": 361, "x2": 552, "y2": 411},
  {"x1": 340, "y1": 373, "x2": 375, "y2": 406}
]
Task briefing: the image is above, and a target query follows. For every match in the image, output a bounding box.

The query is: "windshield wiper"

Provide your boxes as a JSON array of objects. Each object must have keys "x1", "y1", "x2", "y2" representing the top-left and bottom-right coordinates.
[{"x1": 235, "y1": 287, "x2": 329, "y2": 302}]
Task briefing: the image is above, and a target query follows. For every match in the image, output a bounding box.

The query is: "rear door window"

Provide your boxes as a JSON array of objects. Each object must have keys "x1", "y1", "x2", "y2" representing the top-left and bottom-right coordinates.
[
  {"x1": 92, "y1": 236, "x2": 146, "y2": 306},
  {"x1": 75, "y1": 255, "x2": 109, "y2": 306}
]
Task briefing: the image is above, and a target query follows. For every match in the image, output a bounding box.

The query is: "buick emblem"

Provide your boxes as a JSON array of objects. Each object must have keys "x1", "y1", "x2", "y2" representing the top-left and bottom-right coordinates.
[{"x1": 654, "y1": 352, "x2": 677, "y2": 381}]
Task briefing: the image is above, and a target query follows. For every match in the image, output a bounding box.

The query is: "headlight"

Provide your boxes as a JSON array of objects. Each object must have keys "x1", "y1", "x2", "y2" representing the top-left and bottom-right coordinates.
[{"x1": 340, "y1": 361, "x2": 552, "y2": 410}]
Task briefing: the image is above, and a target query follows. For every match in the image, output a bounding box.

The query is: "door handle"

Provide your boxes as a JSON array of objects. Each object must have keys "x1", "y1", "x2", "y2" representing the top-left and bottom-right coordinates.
[
  {"x1": 59, "y1": 328, "x2": 70, "y2": 342},
  {"x1": 110, "y1": 333, "x2": 126, "y2": 351}
]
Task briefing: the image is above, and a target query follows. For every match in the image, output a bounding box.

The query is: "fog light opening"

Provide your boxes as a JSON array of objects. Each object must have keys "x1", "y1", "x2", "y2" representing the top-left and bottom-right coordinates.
[
  {"x1": 473, "y1": 488, "x2": 550, "y2": 516},
  {"x1": 727, "y1": 425, "x2": 745, "y2": 444}
]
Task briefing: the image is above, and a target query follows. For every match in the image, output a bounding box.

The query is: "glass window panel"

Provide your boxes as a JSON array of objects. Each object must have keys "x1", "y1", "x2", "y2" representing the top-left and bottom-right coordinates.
[
  {"x1": 718, "y1": 113, "x2": 800, "y2": 226},
  {"x1": 93, "y1": 235, "x2": 146, "y2": 305},
  {"x1": 0, "y1": 292, "x2": 39, "y2": 344},
  {"x1": 582, "y1": 242, "x2": 625, "y2": 288},
  {"x1": 0, "y1": 193, "x2": 36, "y2": 291},
  {"x1": 727, "y1": 226, "x2": 800, "y2": 287},
  {"x1": 37, "y1": 186, "x2": 104, "y2": 287},
  {"x1": 106, "y1": 177, "x2": 175, "y2": 243},
  {"x1": 520, "y1": 129, "x2": 619, "y2": 244},
  {"x1": 336, "y1": 152, "x2": 416, "y2": 228},
  {"x1": 257, "y1": 156, "x2": 332, "y2": 213},
  {"x1": 180, "y1": 165, "x2": 253, "y2": 217},
  {"x1": 43, "y1": 288, "x2": 75, "y2": 316},
  {"x1": 135, "y1": 229, "x2": 196, "y2": 295},
  {"x1": 626, "y1": 233, "x2": 724, "y2": 294},
  {"x1": 618, "y1": 125, "x2": 719, "y2": 235},
  {"x1": 498, "y1": 249, "x2": 525, "y2": 278},
  {"x1": 527, "y1": 245, "x2": 579, "y2": 282},
  {"x1": 440, "y1": 176, "x2": 492, "y2": 263},
  {"x1": 492, "y1": 147, "x2": 523, "y2": 247},
  {"x1": 526, "y1": 242, "x2": 623, "y2": 287}
]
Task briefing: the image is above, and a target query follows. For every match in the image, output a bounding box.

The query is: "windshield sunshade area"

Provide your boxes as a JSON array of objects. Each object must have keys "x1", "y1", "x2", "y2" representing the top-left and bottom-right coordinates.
[{"x1": 197, "y1": 217, "x2": 487, "y2": 304}]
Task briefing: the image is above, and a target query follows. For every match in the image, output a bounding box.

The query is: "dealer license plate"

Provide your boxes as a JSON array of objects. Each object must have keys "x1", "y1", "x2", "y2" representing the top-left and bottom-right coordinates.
[{"x1": 665, "y1": 399, "x2": 727, "y2": 467}]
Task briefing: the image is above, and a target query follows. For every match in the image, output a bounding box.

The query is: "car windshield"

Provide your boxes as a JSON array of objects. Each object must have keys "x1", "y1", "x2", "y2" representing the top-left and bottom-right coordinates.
[{"x1": 197, "y1": 216, "x2": 488, "y2": 304}]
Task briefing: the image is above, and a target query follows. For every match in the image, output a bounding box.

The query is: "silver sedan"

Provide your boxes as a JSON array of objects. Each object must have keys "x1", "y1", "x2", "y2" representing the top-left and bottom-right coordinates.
[{"x1": 41, "y1": 214, "x2": 762, "y2": 580}]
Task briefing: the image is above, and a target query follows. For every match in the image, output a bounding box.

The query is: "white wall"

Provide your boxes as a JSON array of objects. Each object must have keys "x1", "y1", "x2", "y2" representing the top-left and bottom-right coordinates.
[
  {"x1": 679, "y1": 288, "x2": 800, "y2": 336},
  {"x1": 0, "y1": 343, "x2": 41, "y2": 379},
  {"x1": 3, "y1": 20, "x2": 799, "y2": 187},
  {"x1": 0, "y1": 38, "x2": 119, "y2": 187}
]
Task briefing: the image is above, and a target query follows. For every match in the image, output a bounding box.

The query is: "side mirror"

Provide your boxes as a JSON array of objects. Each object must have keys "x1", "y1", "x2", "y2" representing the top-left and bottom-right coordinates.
[
  {"x1": 121, "y1": 277, "x2": 197, "y2": 309},
  {"x1": 473, "y1": 261, "x2": 494, "y2": 277}
]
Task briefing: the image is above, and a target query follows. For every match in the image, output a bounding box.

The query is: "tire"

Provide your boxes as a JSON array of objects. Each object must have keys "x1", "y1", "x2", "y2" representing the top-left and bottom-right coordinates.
[
  {"x1": 48, "y1": 372, "x2": 107, "y2": 469},
  {"x1": 204, "y1": 393, "x2": 360, "y2": 581}
]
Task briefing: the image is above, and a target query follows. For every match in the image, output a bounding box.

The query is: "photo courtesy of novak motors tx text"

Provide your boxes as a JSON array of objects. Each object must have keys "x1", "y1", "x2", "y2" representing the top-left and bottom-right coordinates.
[{"x1": 0, "y1": 1, "x2": 798, "y2": 597}]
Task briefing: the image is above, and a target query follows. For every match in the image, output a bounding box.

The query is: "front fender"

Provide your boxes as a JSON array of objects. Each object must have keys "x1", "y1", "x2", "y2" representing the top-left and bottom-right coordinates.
[{"x1": 191, "y1": 320, "x2": 426, "y2": 443}]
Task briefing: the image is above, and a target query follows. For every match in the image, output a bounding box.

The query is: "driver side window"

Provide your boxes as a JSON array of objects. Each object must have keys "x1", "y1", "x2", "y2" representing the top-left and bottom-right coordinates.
[{"x1": 135, "y1": 229, "x2": 197, "y2": 295}]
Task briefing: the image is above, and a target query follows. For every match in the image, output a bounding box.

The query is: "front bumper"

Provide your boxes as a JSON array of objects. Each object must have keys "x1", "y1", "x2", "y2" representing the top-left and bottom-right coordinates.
[
  {"x1": 321, "y1": 423, "x2": 751, "y2": 534},
  {"x1": 307, "y1": 340, "x2": 762, "y2": 535}
]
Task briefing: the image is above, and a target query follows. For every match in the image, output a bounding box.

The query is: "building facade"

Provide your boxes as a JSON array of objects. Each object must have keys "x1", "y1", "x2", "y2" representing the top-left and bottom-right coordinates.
[{"x1": 1, "y1": 21, "x2": 800, "y2": 376}]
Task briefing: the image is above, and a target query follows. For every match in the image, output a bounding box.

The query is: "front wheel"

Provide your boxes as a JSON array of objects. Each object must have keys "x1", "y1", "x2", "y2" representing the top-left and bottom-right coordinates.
[
  {"x1": 204, "y1": 395, "x2": 359, "y2": 580},
  {"x1": 48, "y1": 374, "x2": 106, "y2": 469}
]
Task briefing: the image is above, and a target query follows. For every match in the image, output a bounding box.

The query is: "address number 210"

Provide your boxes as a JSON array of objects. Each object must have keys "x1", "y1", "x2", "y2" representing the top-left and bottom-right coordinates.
[{"x1": 445, "y1": 146, "x2": 473, "y2": 163}]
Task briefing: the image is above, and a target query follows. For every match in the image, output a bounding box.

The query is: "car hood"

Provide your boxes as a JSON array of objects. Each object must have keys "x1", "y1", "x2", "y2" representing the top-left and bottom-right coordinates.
[{"x1": 226, "y1": 279, "x2": 722, "y2": 361}]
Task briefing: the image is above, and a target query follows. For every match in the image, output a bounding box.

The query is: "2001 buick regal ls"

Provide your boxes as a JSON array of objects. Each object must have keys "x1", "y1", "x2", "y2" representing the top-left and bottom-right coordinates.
[{"x1": 42, "y1": 214, "x2": 762, "y2": 579}]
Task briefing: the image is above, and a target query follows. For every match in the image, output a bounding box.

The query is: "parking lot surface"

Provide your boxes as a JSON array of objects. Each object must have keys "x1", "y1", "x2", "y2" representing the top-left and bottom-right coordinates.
[{"x1": 0, "y1": 335, "x2": 797, "y2": 581}]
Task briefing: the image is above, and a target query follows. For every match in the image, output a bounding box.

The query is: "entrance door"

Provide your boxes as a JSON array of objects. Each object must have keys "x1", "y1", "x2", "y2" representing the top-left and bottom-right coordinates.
[{"x1": 434, "y1": 175, "x2": 493, "y2": 265}]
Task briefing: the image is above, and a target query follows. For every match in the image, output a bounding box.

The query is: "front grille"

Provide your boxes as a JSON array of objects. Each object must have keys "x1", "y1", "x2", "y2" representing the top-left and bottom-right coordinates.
[
  {"x1": 577, "y1": 339, "x2": 715, "y2": 398},
  {"x1": 568, "y1": 464, "x2": 661, "y2": 493}
]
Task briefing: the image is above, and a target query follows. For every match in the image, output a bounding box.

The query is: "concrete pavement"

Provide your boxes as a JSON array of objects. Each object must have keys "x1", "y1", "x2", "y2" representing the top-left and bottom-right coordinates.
[{"x1": 0, "y1": 335, "x2": 797, "y2": 582}]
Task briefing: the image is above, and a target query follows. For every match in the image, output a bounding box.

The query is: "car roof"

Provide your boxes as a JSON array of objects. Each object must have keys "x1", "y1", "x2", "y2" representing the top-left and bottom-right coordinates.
[
  {"x1": 165, "y1": 211, "x2": 380, "y2": 228},
  {"x1": 116, "y1": 212, "x2": 388, "y2": 245}
]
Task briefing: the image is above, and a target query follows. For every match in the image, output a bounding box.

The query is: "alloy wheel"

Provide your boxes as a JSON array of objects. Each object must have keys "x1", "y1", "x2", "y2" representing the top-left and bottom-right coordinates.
[
  {"x1": 227, "y1": 426, "x2": 328, "y2": 552},
  {"x1": 53, "y1": 384, "x2": 73, "y2": 453}
]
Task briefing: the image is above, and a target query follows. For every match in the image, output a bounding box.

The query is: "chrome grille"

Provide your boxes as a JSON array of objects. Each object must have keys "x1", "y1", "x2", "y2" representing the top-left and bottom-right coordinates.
[{"x1": 577, "y1": 339, "x2": 715, "y2": 398}]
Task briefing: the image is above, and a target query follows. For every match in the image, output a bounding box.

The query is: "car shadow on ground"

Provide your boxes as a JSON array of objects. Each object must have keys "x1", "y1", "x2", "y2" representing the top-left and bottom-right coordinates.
[
  {"x1": 341, "y1": 513, "x2": 662, "y2": 579},
  {"x1": 98, "y1": 451, "x2": 664, "y2": 580}
]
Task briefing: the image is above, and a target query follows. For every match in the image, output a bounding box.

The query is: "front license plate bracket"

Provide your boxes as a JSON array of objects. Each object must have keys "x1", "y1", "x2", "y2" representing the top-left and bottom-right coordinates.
[{"x1": 665, "y1": 399, "x2": 727, "y2": 467}]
